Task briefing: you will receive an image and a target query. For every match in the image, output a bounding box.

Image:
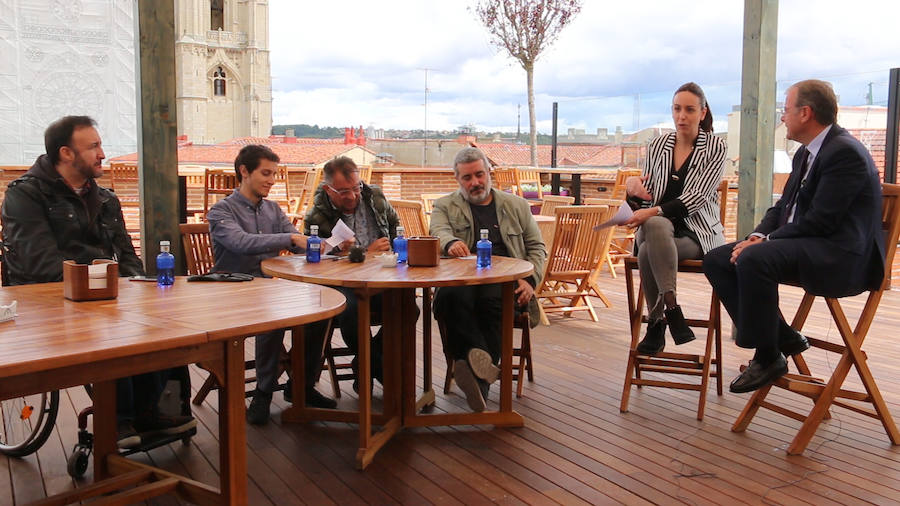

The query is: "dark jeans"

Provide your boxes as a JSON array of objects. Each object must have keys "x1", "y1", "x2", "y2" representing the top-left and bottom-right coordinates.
[
  {"x1": 433, "y1": 283, "x2": 521, "y2": 364},
  {"x1": 331, "y1": 287, "x2": 384, "y2": 368},
  {"x1": 255, "y1": 325, "x2": 328, "y2": 395}
]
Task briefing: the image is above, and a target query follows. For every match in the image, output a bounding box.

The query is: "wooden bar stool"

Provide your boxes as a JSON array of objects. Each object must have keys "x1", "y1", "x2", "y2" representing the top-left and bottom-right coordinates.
[
  {"x1": 731, "y1": 183, "x2": 900, "y2": 454},
  {"x1": 620, "y1": 181, "x2": 729, "y2": 420}
]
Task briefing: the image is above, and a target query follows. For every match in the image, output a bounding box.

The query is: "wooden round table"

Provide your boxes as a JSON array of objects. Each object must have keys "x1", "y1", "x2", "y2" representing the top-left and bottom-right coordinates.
[{"x1": 261, "y1": 254, "x2": 534, "y2": 469}]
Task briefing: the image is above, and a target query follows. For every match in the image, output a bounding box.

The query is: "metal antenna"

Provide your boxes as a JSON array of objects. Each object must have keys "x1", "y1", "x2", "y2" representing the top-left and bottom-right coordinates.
[{"x1": 418, "y1": 68, "x2": 435, "y2": 167}]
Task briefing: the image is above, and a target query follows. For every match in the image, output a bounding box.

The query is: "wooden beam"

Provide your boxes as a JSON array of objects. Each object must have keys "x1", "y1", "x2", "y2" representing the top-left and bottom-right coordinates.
[
  {"x1": 134, "y1": 0, "x2": 181, "y2": 273},
  {"x1": 737, "y1": 0, "x2": 778, "y2": 238}
]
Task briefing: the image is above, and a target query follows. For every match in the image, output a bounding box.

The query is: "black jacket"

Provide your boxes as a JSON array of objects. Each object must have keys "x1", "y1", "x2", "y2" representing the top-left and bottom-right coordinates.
[
  {"x1": 754, "y1": 125, "x2": 884, "y2": 297},
  {"x1": 0, "y1": 155, "x2": 144, "y2": 285},
  {"x1": 302, "y1": 182, "x2": 399, "y2": 243}
]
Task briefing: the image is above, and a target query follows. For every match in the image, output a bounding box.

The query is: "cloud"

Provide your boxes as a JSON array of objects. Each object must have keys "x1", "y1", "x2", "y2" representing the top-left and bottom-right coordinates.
[{"x1": 270, "y1": 0, "x2": 900, "y2": 133}]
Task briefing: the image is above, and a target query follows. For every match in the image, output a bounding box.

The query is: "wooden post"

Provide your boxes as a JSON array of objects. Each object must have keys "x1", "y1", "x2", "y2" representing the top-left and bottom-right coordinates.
[
  {"x1": 134, "y1": 0, "x2": 181, "y2": 273},
  {"x1": 737, "y1": 0, "x2": 778, "y2": 238}
]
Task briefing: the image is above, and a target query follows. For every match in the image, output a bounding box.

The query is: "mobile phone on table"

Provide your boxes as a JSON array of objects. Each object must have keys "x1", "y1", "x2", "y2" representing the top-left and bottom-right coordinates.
[{"x1": 129, "y1": 275, "x2": 157, "y2": 282}]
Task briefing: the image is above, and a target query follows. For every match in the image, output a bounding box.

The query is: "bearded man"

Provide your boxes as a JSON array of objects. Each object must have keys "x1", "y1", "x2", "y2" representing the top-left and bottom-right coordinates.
[{"x1": 429, "y1": 147, "x2": 545, "y2": 412}]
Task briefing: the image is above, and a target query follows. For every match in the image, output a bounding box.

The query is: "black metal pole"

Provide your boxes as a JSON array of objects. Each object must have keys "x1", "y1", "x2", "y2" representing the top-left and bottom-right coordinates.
[
  {"x1": 885, "y1": 67, "x2": 899, "y2": 184},
  {"x1": 551, "y1": 102, "x2": 560, "y2": 194}
]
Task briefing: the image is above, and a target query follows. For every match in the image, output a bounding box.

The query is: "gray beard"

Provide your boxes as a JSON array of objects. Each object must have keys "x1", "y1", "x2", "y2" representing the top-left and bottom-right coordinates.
[{"x1": 462, "y1": 179, "x2": 492, "y2": 204}]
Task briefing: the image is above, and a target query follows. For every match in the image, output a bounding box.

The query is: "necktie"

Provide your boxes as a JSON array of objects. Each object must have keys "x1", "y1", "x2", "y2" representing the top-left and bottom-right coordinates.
[{"x1": 778, "y1": 149, "x2": 809, "y2": 227}]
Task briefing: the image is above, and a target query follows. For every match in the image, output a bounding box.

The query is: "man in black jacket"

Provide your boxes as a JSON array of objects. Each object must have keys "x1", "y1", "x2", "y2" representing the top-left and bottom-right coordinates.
[
  {"x1": 704, "y1": 80, "x2": 884, "y2": 394},
  {"x1": 1, "y1": 116, "x2": 195, "y2": 448}
]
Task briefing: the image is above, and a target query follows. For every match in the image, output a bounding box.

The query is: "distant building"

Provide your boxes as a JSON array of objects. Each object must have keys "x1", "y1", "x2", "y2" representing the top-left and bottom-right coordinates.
[
  {"x1": 725, "y1": 104, "x2": 888, "y2": 175},
  {"x1": 175, "y1": 0, "x2": 273, "y2": 144},
  {"x1": 0, "y1": 0, "x2": 274, "y2": 164}
]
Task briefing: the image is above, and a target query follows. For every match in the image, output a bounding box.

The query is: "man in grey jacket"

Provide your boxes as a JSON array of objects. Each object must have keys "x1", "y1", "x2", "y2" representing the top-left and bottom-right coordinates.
[
  {"x1": 207, "y1": 144, "x2": 336, "y2": 425},
  {"x1": 430, "y1": 147, "x2": 546, "y2": 412}
]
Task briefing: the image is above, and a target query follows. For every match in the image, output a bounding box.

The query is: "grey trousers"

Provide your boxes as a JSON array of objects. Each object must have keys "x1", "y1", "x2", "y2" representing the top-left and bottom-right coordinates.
[{"x1": 635, "y1": 216, "x2": 703, "y2": 322}]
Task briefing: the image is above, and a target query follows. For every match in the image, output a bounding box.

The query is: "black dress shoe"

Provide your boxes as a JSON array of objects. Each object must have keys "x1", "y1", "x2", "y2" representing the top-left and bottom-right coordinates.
[
  {"x1": 636, "y1": 319, "x2": 666, "y2": 355},
  {"x1": 729, "y1": 354, "x2": 788, "y2": 393},
  {"x1": 664, "y1": 305, "x2": 695, "y2": 345},
  {"x1": 778, "y1": 328, "x2": 810, "y2": 356}
]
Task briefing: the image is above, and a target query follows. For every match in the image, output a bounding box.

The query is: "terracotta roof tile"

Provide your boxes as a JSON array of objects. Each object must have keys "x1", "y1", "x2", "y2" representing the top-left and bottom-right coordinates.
[
  {"x1": 477, "y1": 143, "x2": 624, "y2": 167},
  {"x1": 109, "y1": 136, "x2": 373, "y2": 165}
]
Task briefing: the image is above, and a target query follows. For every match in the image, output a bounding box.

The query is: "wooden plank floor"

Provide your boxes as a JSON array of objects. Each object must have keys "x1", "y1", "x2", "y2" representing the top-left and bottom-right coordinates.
[{"x1": 4, "y1": 270, "x2": 900, "y2": 505}]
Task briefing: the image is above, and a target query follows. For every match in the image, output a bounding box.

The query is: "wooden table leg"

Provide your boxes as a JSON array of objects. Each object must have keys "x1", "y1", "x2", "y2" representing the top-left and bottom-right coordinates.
[
  {"x1": 500, "y1": 281, "x2": 514, "y2": 414},
  {"x1": 355, "y1": 289, "x2": 403, "y2": 469},
  {"x1": 220, "y1": 338, "x2": 247, "y2": 505},
  {"x1": 92, "y1": 379, "x2": 117, "y2": 480}
]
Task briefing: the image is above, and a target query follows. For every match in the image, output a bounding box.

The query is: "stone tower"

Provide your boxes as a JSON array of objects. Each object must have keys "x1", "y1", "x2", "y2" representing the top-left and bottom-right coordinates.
[{"x1": 174, "y1": 0, "x2": 272, "y2": 144}]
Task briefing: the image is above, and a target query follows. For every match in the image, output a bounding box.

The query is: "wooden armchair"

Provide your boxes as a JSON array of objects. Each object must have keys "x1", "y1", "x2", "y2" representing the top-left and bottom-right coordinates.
[
  {"x1": 620, "y1": 180, "x2": 730, "y2": 420},
  {"x1": 731, "y1": 183, "x2": 900, "y2": 453},
  {"x1": 202, "y1": 168, "x2": 238, "y2": 218},
  {"x1": 534, "y1": 205, "x2": 611, "y2": 324},
  {"x1": 420, "y1": 193, "x2": 447, "y2": 227}
]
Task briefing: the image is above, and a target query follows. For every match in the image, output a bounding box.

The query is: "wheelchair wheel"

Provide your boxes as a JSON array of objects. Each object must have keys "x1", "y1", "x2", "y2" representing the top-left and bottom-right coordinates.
[{"x1": 0, "y1": 391, "x2": 60, "y2": 457}]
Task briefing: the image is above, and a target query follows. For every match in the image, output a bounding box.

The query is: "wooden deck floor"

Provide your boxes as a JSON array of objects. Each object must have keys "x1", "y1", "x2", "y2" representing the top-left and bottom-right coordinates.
[{"x1": 4, "y1": 270, "x2": 900, "y2": 505}]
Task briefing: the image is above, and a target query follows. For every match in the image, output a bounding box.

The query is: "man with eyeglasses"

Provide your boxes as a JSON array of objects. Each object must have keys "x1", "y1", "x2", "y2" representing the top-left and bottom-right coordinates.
[
  {"x1": 704, "y1": 79, "x2": 884, "y2": 394},
  {"x1": 304, "y1": 156, "x2": 403, "y2": 391}
]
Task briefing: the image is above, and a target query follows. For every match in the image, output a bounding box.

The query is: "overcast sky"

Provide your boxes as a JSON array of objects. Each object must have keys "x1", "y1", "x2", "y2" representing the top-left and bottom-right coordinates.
[{"x1": 270, "y1": 1, "x2": 900, "y2": 134}]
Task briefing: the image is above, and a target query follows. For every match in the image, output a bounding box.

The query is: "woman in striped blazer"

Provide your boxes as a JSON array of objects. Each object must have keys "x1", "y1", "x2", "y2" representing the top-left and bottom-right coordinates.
[{"x1": 623, "y1": 82, "x2": 727, "y2": 355}]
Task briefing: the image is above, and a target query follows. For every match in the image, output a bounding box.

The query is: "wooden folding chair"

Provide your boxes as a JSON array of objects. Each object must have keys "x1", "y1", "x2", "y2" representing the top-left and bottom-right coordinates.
[
  {"x1": 731, "y1": 183, "x2": 900, "y2": 454},
  {"x1": 420, "y1": 193, "x2": 447, "y2": 227},
  {"x1": 267, "y1": 164, "x2": 292, "y2": 214},
  {"x1": 357, "y1": 165, "x2": 373, "y2": 184},
  {"x1": 537, "y1": 195, "x2": 574, "y2": 247},
  {"x1": 620, "y1": 181, "x2": 730, "y2": 420},
  {"x1": 584, "y1": 197, "x2": 623, "y2": 278},
  {"x1": 389, "y1": 199, "x2": 428, "y2": 237},
  {"x1": 436, "y1": 312, "x2": 534, "y2": 398},
  {"x1": 179, "y1": 223, "x2": 215, "y2": 275},
  {"x1": 288, "y1": 168, "x2": 323, "y2": 227},
  {"x1": 492, "y1": 167, "x2": 519, "y2": 194},
  {"x1": 604, "y1": 168, "x2": 644, "y2": 275},
  {"x1": 534, "y1": 205, "x2": 610, "y2": 324},
  {"x1": 202, "y1": 168, "x2": 238, "y2": 218},
  {"x1": 180, "y1": 222, "x2": 294, "y2": 404},
  {"x1": 108, "y1": 161, "x2": 141, "y2": 254}
]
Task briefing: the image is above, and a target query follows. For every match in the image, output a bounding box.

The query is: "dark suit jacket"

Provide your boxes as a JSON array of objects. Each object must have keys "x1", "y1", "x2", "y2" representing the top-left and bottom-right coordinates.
[{"x1": 754, "y1": 125, "x2": 884, "y2": 297}]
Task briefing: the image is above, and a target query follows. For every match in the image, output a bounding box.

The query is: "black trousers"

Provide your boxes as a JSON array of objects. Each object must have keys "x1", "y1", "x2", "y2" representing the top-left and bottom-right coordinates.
[
  {"x1": 433, "y1": 283, "x2": 516, "y2": 364},
  {"x1": 703, "y1": 240, "x2": 804, "y2": 358}
]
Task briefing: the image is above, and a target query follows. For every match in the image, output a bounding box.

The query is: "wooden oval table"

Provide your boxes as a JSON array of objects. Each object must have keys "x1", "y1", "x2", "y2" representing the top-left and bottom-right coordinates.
[
  {"x1": 261, "y1": 254, "x2": 534, "y2": 469},
  {"x1": 0, "y1": 277, "x2": 344, "y2": 505}
]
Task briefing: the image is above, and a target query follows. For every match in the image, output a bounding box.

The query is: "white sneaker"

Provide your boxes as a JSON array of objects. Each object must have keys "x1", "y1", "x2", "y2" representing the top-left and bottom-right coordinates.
[
  {"x1": 468, "y1": 348, "x2": 500, "y2": 384},
  {"x1": 453, "y1": 359, "x2": 485, "y2": 412}
]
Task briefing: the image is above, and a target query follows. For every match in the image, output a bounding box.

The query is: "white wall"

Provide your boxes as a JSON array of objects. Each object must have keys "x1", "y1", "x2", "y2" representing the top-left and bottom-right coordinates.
[{"x1": 0, "y1": 0, "x2": 137, "y2": 164}]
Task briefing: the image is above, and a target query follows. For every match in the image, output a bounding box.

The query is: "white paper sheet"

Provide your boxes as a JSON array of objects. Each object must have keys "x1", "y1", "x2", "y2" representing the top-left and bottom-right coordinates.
[
  {"x1": 325, "y1": 220, "x2": 356, "y2": 248},
  {"x1": 593, "y1": 202, "x2": 633, "y2": 230}
]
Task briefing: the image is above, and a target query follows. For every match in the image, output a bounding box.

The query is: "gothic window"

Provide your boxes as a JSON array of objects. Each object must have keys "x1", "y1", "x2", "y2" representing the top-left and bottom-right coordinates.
[
  {"x1": 211, "y1": 0, "x2": 224, "y2": 31},
  {"x1": 213, "y1": 67, "x2": 226, "y2": 97}
]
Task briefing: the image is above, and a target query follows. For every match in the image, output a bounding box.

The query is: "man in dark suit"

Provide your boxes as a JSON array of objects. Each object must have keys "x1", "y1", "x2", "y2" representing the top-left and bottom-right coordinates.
[{"x1": 703, "y1": 79, "x2": 884, "y2": 393}]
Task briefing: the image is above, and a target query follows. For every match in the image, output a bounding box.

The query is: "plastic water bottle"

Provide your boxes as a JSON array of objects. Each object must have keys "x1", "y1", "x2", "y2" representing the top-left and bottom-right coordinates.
[
  {"x1": 156, "y1": 240, "x2": 175, "y2": 286},
  {"x1": 307, "y1": 225, "x2": 322, "y2": 263},
  {"x1": 476, "y1": 228, "x2": 492, "y2": 269},
  {"x1": 393, "y1": 226, "x2": 408, "y2": 263}
]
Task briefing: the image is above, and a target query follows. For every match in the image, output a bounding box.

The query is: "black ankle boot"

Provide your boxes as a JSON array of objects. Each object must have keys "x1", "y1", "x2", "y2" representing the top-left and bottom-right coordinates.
[
  {"x1": 636, "y1": 319, "x2": 666, "y2": 355},
  {"x1": 665, "y1": 305, "x2": 695, "y2": 345}
]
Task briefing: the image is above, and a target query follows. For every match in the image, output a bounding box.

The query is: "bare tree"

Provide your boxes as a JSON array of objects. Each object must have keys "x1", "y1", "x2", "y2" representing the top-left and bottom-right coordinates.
[{"x1": 475, "y1": 0, "x2": 581, "y2": 167}]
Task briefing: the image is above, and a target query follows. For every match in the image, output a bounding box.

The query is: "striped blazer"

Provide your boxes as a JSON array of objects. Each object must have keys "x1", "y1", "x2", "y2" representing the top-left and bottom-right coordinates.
[{"x1": 642, "y1": 130, "x2": 727, "y2": 253}]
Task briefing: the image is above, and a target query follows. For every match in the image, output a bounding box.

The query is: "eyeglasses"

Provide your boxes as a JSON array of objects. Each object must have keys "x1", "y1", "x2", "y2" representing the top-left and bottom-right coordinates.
[{"x1": 326, "y1": 182, "x2": 363, "y2": 196}]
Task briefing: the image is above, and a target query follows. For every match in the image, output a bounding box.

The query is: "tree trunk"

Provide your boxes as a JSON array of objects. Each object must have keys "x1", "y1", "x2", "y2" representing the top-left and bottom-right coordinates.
[{"x1": 525, "y1": 61, "x2": 537, "y2": 167}]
